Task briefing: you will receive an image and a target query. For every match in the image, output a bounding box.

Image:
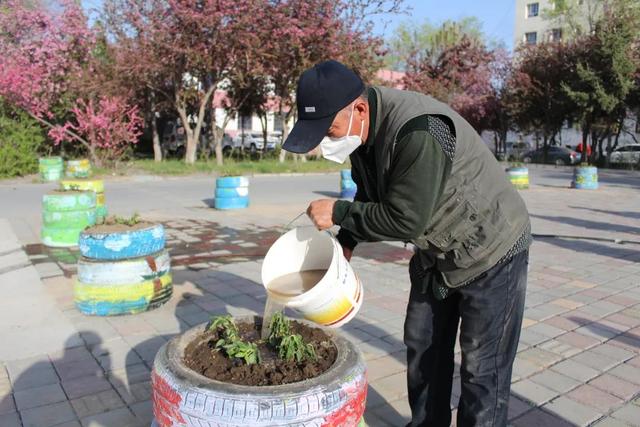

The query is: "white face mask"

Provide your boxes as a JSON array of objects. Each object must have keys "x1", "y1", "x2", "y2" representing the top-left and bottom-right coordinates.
[{"x1": 320, "y1": 104, "x2": 363, "y2": 164}]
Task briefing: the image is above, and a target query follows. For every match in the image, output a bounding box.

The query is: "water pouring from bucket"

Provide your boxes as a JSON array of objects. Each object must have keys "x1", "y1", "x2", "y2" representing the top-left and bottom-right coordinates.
[{"x1": 260, "y1": 226, "x2": 363, "y2": 338}]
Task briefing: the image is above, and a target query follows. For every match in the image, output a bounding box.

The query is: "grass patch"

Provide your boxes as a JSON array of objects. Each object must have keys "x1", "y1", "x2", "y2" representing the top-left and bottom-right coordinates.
[{"x1": 98, "y1": 158, "x2": 347, "y2": 177}]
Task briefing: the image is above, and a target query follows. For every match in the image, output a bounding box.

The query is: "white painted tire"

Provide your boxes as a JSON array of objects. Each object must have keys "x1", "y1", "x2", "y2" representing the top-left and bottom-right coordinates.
[{"x1": 151, "y1": 319, "x2": 368, "y2": 427}]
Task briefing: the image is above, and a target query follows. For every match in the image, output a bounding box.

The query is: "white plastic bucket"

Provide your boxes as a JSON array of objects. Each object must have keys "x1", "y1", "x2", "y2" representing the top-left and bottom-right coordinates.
[{"x1": 261, "y1": 226, "x2": 363, "y2": 328}]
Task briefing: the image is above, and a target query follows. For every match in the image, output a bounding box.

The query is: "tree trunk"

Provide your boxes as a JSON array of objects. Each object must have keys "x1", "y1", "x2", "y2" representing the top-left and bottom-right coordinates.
[
  {"x1": 278, "y1": 108, "x2": 290, "y2": 163},
  {"x1": 211, "y1": 109, "x2": 224, "y2": 167},
  {"x1": 581, "y1": 125, "x2": 590, "y2": 165},
  {"x1": 151, "y1": 113, "x2": 162, "y2": 162},
  {"x1": 178, "y1": 86, "x2": 215, "y2": 165}
]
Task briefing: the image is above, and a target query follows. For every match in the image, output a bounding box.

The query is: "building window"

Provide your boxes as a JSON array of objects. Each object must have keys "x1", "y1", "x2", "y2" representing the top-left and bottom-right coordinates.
[
  {"x1": 239, "y1": 114, "x2": 252, "y2": 130},
  {"x1": 525, "y1": 32, "x2": 537, "y2": 45},
  {"x1": 550, "y1": 28, "x2": 563, "y2": 42},
  {"x1": 273, "y1": 113, "x2": 284, "y2": 133},
  {"x1": 527, "y1": 3, "x2": 539, "y2": 18}
]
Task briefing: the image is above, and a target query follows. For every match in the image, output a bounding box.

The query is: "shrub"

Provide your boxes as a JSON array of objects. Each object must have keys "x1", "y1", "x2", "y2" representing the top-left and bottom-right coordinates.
[{"x1": 0, "y1": 107, "x2": 44, "y2": 178}]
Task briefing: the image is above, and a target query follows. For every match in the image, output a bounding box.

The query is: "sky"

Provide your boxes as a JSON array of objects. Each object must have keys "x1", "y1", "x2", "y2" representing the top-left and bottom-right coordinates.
[
  {"x1": 81, "y1": 0, "x2": 516, "y2": 50},
  {"x1": 371, "y1": 0, "x2": 516, "y2": 51}
]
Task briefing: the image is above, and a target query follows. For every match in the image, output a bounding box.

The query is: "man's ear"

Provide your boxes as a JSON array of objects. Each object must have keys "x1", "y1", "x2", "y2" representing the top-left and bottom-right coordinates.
[{"x1": 354, "y1": 98, "x2": 368, "y2": 120}]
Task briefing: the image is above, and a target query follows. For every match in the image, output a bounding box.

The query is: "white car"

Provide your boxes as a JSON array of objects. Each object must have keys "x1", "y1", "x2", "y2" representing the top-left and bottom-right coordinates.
[
  {"x1": 232, "y1": 132, "x2": 277, "y2": 154},
  {"x1": 610, "y1": 144, "x2": 640, "y2": 165}
]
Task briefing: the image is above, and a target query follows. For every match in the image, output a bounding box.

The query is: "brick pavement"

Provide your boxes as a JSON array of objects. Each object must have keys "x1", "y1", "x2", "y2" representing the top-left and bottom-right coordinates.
[{"x1": 0, "y1": 169, "x2": 639, "y2": 427}]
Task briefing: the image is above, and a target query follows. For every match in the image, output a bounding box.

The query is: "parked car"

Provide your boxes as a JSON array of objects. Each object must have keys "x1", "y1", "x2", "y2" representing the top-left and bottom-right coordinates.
[
  {"x1": 160, "y1": 120, "x2": 209, "y2": 158},
  {"x1": 228, "y1": 131, "x2": 277, "y2": 154},
  {"x1": 522, "y1": 146, "x2": 580, "y2": 166},
  {"x1": 609, "y1": 144, "x2": 640, "y2": 165},
  {"x1": 506, "y1": 141, "x2": 533, "y2": 161}
]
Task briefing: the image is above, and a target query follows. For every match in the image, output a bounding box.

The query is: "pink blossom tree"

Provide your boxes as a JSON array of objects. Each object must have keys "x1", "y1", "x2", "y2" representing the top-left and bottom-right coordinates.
[
  {"x1": 403, "y1": 36, "x2": 496, "y2": 132},
  {"x1": 0, "y1": 0, "x2": 143, "y2": 165},
  {"x1": 49, "y1": 97, "x2": 143, "y2": 166},
  {"x1": 0, "y1": 0, "x2": 94, "y2": 143}
]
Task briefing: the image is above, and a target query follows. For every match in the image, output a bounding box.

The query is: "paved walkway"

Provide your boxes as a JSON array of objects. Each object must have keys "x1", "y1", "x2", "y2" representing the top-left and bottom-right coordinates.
[{"x1": 0, "y1": 166, "x2": 639, "y2": 426}]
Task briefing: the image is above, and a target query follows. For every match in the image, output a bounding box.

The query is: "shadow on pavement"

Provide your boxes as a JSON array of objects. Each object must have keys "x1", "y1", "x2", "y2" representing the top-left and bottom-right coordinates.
[
  {"x1": 532, "y1": 236, "x2": 640, "y2": 262},
  {"x1": 570, "y1": 206, "x2": 640, "y2": 220},
  {"x1": 568, "y1": 316, "x2": 640, "y2": 349},
  {"x1": 530, "y1": 214, "x2": 640, "y2": 236},
  {"x1": 312, "y1": 190, "x2": 342, "y2": 198}
]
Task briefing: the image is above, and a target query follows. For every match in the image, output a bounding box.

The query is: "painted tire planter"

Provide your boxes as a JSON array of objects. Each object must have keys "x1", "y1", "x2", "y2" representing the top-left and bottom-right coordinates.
[
  {"x1": 41, "y1": 191, "x2": 96, "y2": 247},
  {"x1": 61, "y1": 179, "x2": 108, "y2": 221},
  {"x1": 151, "y1": 319, "x2": 367, "y2": 427},
  {"x1": 79, "y1": 223, "x2": 165, "y2": 260},
  {"x1": 572, "y1": 166, "x2": 598, "y2": 190},
  {"x1": 39, "y1": 157, "x2": 64, "y2": 182},
  {"x1": 75, "y1": 249, "x2": 173, "y2": 316},
  {"x1": 340, "y1": 169, "x2": 357, "y2": 199},
  {"x1": 506, "y1": 167, "x2": 529, "y2": 190},
  {"x1": 214, "y1": 176, "x2": 249, "y2": 210},
  {"x1": 65, "y1": 159, "x2": 92, "y2": 178}
]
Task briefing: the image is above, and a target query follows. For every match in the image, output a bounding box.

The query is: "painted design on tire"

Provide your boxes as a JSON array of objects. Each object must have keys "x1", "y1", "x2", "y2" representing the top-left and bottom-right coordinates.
[
  {"x1": 60, "y1": 179, "x2": 104, "y2": 193},
  {"x1": 79, "y1": 223, "x2": 165, "y2": 260},
  {"x1": 151, "y1": 319, "x2": 368, "y2": 427},
  {"x1": 65, "y1": 159, "x2": 92, "y2": 178},
  {"x1": 216, "y1": 176, "x2": 249, "y2": 188},
  {"x1": 39, "y1": 157, "x2": 64, "y2": 182},
  {"x1": 42, "y1": 208, "x2": 96, "y2": 229},
  {"x1": 75, "y1": 268, "x2": 172, "y2": 316},
  {"x1": 95, "y1": 204, "x2": 108, "y2": 221},
  {"x1": 214, "y1": 196, "x2": 249, "y2": 210},
  {"x1": 78, "y1": 249, "x2": 170, "y2": 284},
  {"x1": 215, "y1": 187, "x2": 250, "y2": 198},
  {"x1": 42, "y1": 226, "x2": 92, "y2": 248},
  {"x1": 42, "y1": 191, "x2": 96, "y2": 212}
]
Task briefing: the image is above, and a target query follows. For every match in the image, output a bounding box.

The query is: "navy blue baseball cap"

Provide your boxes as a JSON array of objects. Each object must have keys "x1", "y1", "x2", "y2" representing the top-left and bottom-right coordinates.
[{"x1": 283, "y1": 60, "x2": 365, "y2": 154}]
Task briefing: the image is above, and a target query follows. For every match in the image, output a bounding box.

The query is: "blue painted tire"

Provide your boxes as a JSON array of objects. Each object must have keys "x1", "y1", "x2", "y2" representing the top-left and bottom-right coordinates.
[
  {"x1": 572, "y1": 166, "x2": 598, "y2": 190},
  {"x1": 216, "y1": 176, "x2": 249, "y2": 188},
  {"x1": 214, "y1": 196, "x2": 249, "y2": 210},
  {"x1": 215, "y1": 176, "x2": 249, "y2": 210},
  {"x1": 215, "y1": 187, "x2": 248, "y2": 198},
  {"x1": 340, "y1": 169, "x2": 357, "y2": 199},
  {"x1": 75, "y1": 249, "x2": 172, "y2": 316},
  {"x1": 79, "y1": 223, "x2": 165, "y2": 260},
  {"x1": 340, "y1": 169, "x2": 352, "y2": 179}
]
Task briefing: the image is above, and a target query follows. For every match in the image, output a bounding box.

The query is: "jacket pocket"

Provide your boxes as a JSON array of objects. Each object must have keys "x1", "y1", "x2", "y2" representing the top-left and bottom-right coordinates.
[
  {"x1": 454, "y1": 206, "x2": 508, "y2": 268},
  {"x1": 426, "y1": 199, "x2": 478, "y2": 252}
]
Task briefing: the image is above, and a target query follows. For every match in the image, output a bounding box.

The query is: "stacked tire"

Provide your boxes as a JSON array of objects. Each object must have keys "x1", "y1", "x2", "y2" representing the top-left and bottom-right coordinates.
[
  {"x1": 41, "y1": 191, "x2": 97, "y2": 247},
  {"x1": 506, "y1": 167, "x2": 529, "y2": 190},
  {"x1": 39, "y1": 157, "x2": 64, "y2": 182},
  {"x1": 61, "y1": 179, "x2": 108, "y2": 222},
  {"x1": 151, "y1": 319, "x2": 368, "y2": 427},
  {"x1": 572, "y1": 166, "x2": 598, "y2": 190},
  {"x1": 65, "y1": 159, "x2": 91, "y2": 178},
  {"x1": 340, "y1": 169, "x2": 357, "y2": 199},
  {"x1": 75, "y1": 223, "x2": 172, "y2": 316},
  {"x1": 214, "y1": 176, "x2": 249, "y2": 210}
]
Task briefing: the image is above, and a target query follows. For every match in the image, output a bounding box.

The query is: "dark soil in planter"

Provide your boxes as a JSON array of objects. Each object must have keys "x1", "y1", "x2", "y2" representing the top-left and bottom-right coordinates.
[
  {"x1": 84, "y1": 219, "x2": 153, "y2": 233},
  {"x1": 183, "y1": 319, "x2": 337, "y2": 386}
]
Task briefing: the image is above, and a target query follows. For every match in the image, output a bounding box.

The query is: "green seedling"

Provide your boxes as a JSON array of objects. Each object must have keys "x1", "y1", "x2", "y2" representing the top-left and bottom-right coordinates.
[
  {"x1": 221, "y1": 340, "x2": 261, "y2": 365},
  {"x1": 268, "y1": 311, "x2": 291, "y2": 345},
  {"x1": 110, "y1": 212, "x2": 141, "y2": 226},
  {"x1": 208, "y1": 315, "x2": 240, "y2": 347},
  {"x1": 278, "y1": 334, "x2": 317, "y2": 363}
]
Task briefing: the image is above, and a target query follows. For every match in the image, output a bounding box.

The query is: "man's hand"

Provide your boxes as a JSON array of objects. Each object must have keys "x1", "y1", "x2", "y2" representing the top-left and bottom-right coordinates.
[{"x1": 307, "y1": 199, "x2": 336, "y2": 230}]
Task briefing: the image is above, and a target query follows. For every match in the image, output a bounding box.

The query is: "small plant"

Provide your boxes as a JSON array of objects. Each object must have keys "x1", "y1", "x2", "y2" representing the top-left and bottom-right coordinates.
[
  {"x1": 278, "y1": 334, "x2": 317, "y2": 363},
  {"x1": 268, "y1": 311, "x2": 291, "y2": 345},
  {"x1": 221, "y1": 340, "x2": 261, "y2": 365},
  {"x1": 208, "y1": 315, "x2": 240, "y2": 348},
  {"x1": 107, "y1": 212, "x2": 141, "y2": 226}
]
